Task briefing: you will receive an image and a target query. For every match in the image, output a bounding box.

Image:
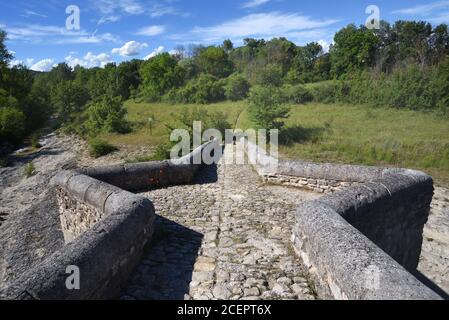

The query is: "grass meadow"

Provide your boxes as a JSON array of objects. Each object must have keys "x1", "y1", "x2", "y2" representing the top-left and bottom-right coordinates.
[{"x1": 100, "y1": 101, "x2": 449, "y2": 186}]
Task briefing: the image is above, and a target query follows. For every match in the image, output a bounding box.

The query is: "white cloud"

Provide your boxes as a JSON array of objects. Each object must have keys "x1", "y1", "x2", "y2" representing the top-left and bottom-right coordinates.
[
  {"x1": 136, "y1": 25, "x2": 166, "y2": 36},
  {"x1": 8, "y1": 58, "x2": 35, "y2": 68},
  {"x1": 179, "y1": 12, "x2": 339, "y2": 44},
  {"x1": 95, "y1": 0, "x2": 145, "y2": 15},
  {"x1": 144, "y1": 46, "x2": 165, "y2": 60},
  {"x1": 56, "y1": 32, "x2": 120, "y2": 44},
  {"x1": 429, "y1": 12, "x2": 449, "y2": 23},
  {"x1": 318, "y1": 40, "x2": 330, "y2": 53},
  {"x1": 242, "y1": 0, "x2": 271, "y2": 9},
  {"x1": 2, "y1": 23, "x2": 120, "y2": 44},
  {"x1": 393, "y1": 0, "x2": 449, "y2": 15},
  {"x1": 112, "y1": 41, "x2": 148, "y2": 57},
  {"x1": 92, "y1": 0, "x2": 187, "y2": 21},
  {"x1": 65, "y1": 52, "x2": 113, "y2": 68},
  {"x1": 98, "y1": 15, "x2": 121, "y2": 25},
  {"x1": 30, "y1": 59, "x2": 54, "y2": 72},
  {"x1": 21, "y1": 10, "x2": 48, "y2": 18}
]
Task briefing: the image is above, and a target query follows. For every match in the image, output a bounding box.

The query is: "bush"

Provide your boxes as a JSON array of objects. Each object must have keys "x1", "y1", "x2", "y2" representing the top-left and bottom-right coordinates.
[
  {"x1": 247, "y1": 86, "x2": 290, "y2": 130},
  {"x1": 30, "y1": 134, "x2": 42, "y2": 148},
  {"x1": 282, "y1": 84, "x2": 313, "y2": 104},
  {"x1": 225, "y1": 74, "x2": 250, "y2": 101},
  {"x1": 24, "y1": 162, "x2": 36, "y2": 178},
  {"x1": 165, "y1": 74, "x2": 225, "y2": 104},
  {"x1": 150, "y1": 143, "x2": 172, "y2": 161},
  {"x1": 0, "y1": 107, "x2": 26, "y2": 144},
  {"x1": 308, "y1": 81, "x2": 344, "y2": 103},
  {"x1": 88, "y1": 139, "x2": 118, "y2": 158},
  {"x1": 85, "y1": 96, "x2": 129, "y2": 134},
  {"x1": 255, "y1": 64, "x2": 283, "y2": 87}
]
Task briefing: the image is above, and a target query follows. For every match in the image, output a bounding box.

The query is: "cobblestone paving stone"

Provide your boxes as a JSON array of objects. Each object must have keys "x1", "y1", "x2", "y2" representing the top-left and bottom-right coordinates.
[{"x1": 121, "y1": 144, "x2": 321, "y2": 300}]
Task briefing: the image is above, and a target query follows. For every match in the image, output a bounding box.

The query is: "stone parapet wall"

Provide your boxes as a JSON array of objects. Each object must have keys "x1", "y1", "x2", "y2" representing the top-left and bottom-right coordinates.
[
  {"x1": 0, "y1": 141, "x2": 218, "y2": 300},
  {"x1": 56, "y1": 188, "x2": 104, "y2": 243},
  {"x1": 244, "y1": 139, "x2": 442, "y2": 300},
  {"x1": 263, "y1": 175, "x2": 356, "y2": 193}
]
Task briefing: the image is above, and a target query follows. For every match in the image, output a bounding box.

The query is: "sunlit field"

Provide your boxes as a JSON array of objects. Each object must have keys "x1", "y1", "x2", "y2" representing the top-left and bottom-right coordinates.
[{"x1": 101, "y1": 101, "x2": 449, "y2": 186}]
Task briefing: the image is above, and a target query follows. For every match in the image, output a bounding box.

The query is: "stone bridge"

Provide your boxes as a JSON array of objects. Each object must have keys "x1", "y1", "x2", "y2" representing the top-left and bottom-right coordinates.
[{"x1": 0, "y1": 140, "x2": 443, "y2": 300}]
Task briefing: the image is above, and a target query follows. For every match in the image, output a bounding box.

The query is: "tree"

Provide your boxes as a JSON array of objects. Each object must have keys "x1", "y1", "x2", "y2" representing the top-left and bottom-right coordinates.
[
  {"x1": 223, "y1": 39, "x2": 234, "y2": 53},
  {"x1": 256, "y1": 64, "x2": 283, "y2": 87},
  {"x1": 196, "y1": 46, "x2": 233, "y2": 78},
  {"x1": 287, "y1": 42, "x2": 325, "y2": 83},
  {"x1": 430, "y1": 24, "x2": 449, "y2": 64},
  {"x1": 51, "y1": 80, "x2": 89, "y2": 122},
  {"x1": 330, "y1": 24, "x2": 380, "y2": 77},
  {"x1": 247, "y1": 86, "x2": 290, "y2": 130},
  {"x1": 140, "y1": 53, "x2": 185, "y2": 100},
  {"x1": 0, "y1": 107, "x2": 26, "y2": 144},
  {"x1": 225, "y1": 73, "x2": 250, "y2": 101},
  {"x1": 86, "y1": 96, "x2": 128, "y2": 134},
  {"x1": 393, "y1": 21, "x2": 432, "y2": 67},
  {"x1": 0, "y1": 29, "x2": 12, "y2": 88}
]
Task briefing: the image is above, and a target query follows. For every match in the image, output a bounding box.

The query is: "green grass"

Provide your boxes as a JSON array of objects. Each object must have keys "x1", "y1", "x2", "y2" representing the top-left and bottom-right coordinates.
[
  {"x1": 100, "y1": 100, "x2": 449, "y2": 186},
  {"x1": 88, "y1": 139, "x2": 118, "y2": 158},
  {"x1": 24, "y1": 162, "x2": 36, "y2": 178},
  {"x1": 98, "y1": 100, "x2": 246, "y2": 147},
  {"x1": 259, "y1": 103, "x2": 449, "y2": 186}
]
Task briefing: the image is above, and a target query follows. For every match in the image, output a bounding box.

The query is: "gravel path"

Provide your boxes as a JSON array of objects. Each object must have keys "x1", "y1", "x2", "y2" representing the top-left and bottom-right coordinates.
[{"x1": 122, "y1": 144, "x2": 321, "y2": 300}]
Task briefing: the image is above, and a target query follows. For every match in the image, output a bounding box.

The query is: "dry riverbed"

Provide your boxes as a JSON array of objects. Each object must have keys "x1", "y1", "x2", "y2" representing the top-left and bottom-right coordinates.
[{"x1": 0, "y1": 132, "x2": 448, "y2": 298}]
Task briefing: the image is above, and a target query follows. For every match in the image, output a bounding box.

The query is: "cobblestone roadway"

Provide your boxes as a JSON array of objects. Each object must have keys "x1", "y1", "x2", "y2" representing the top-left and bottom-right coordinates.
[{"x1": 121, "y1": 144, "x2": 321, "y2": 300}]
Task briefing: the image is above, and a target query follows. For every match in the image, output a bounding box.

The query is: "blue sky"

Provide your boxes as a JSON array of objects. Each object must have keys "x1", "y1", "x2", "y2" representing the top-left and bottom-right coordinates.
[{"x1": 1, "y1": 0, "x2": 448, "y2": 71}]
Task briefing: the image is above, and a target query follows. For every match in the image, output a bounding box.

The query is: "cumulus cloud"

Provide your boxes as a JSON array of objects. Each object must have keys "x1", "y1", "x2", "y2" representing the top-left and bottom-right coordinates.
[
  {"x1": 112, "y1": 41, "x2": 149, "y2": 57},
  {"x1": 242, "y1": 0, "x2": 271, "y2": 9},
  {"x1": 318, "y1": 40, "x2": 330, "y2": 53},
  {"x1": 144, "y1": 46, "x2": 165, "y2": 60},
  {"x1": 136, "y1": 25, "x2": 166, "y2": 36},
  {"x1": 65, "y1": 52, "x2": 113, "y2": 68},
  {"x1": 30, "y1": 59, "x2": 54, "y2": 72}
]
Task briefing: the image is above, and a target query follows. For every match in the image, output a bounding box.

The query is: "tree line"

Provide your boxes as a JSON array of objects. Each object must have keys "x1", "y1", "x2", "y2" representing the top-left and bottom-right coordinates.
[{"x1": 1, "y1": 20, "x2": 449, "y2": 154}]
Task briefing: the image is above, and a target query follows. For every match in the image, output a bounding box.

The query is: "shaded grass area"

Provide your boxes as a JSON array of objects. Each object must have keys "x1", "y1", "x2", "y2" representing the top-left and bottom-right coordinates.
[{"x1": 101, "y1": 100, "x2": 449, "y2": 186}]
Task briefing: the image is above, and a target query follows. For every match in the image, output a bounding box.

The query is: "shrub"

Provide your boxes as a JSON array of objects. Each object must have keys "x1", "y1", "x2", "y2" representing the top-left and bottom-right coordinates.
[
  {"x1": 88, "y1": 139, "x2": 118, "y2": 158},
  {"x1": 165, "y1": 74, "x2": 225, "y2": 104},
  {"x1": 308, "y1": 81, "x2": 344, "y2": 104},
  {"x1": 225, "y1": 74, "x2": 250, "y2": 101},
  {"x1": 0, "y1": 107, "x2": 26, "y2": 144},
  {"x1": 282, "y1": 84, "x2": 313, "y2": 104},
  {"x1": 150, "y1": 143, "x2": 172, "y2": 161},
  {"x1": 30, "y1": 134, "x2": 42, "y2": 149},
  {"x1": 255, "y1": 64, "x2": 283, "y2": 87},
  {"x1": 85, "y1": 96, "x2": 129, "y2": 134},
  {"x1": 247, "y1": 86, "x2": 290, "y2": 130},
  {"x1": 24, "y1": 162, "x2": 36, "y2": 178}
]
